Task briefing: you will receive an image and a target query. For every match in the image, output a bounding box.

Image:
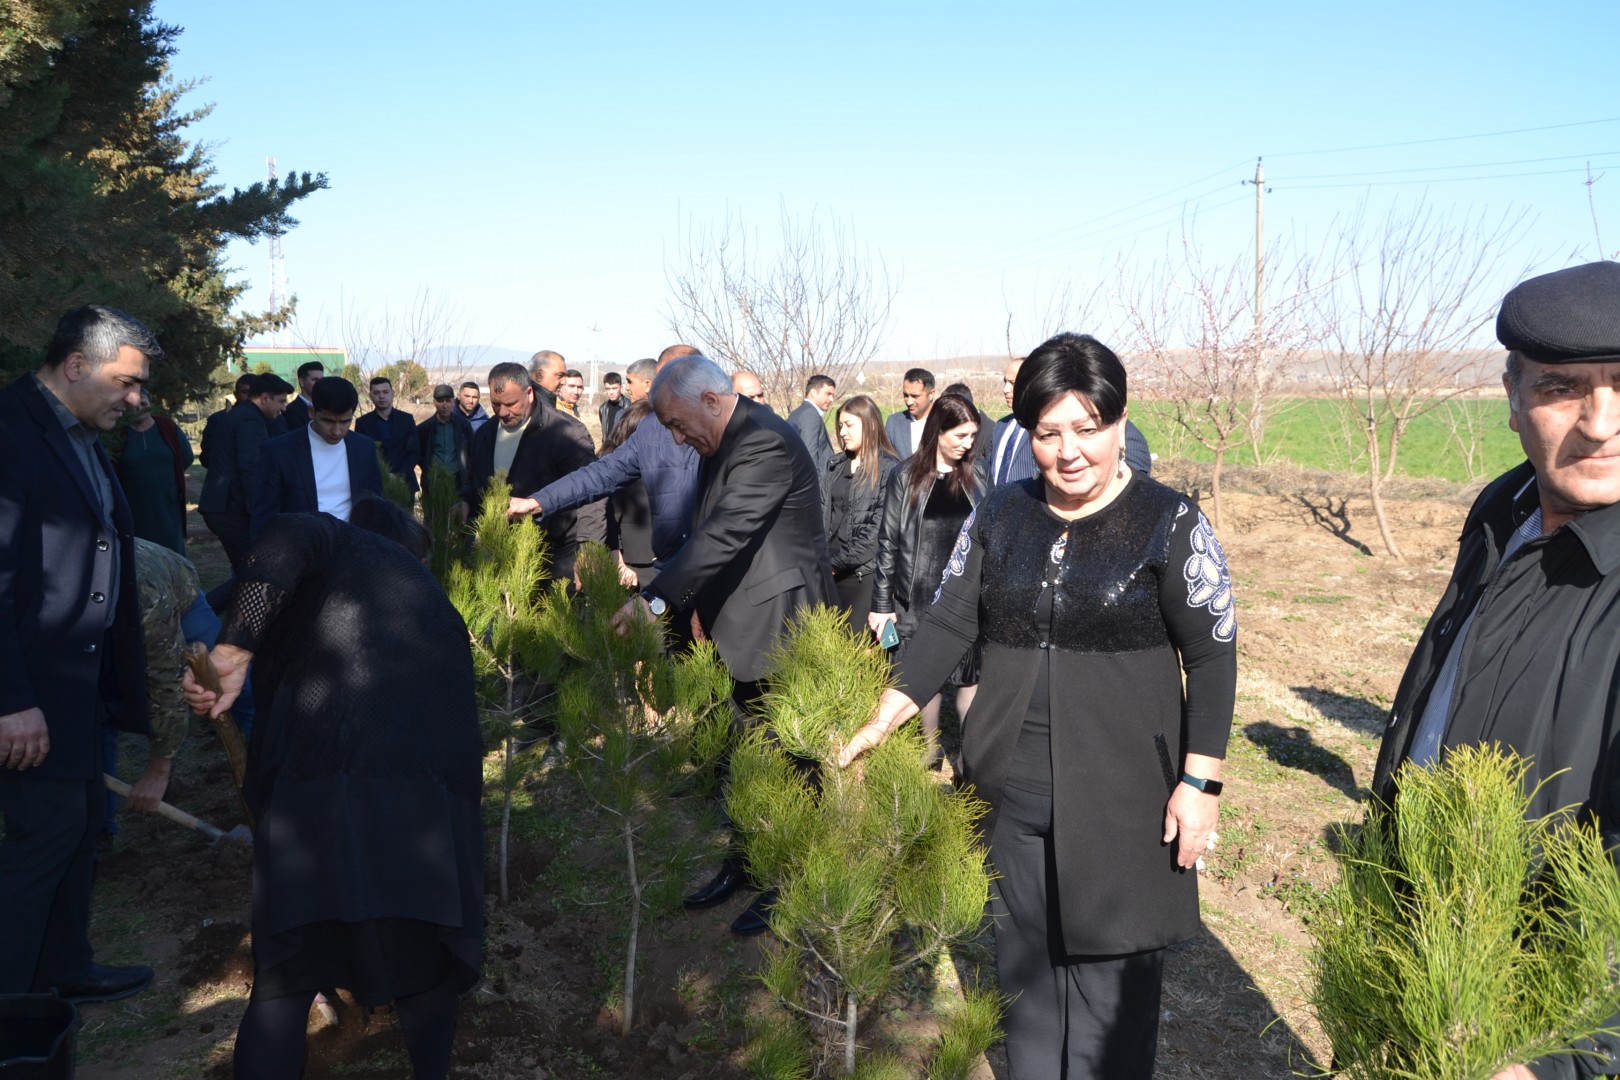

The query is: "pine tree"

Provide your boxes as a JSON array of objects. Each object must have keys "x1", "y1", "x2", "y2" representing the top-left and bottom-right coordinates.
[
  {"x1": 418, "y1": 462, "x2": 463, "y2": 584},
  {"x1": 1311, "y1": 744, "x2": 1620, "y2": 1080},
  {"x1": 729, "y1": 606, "x2": 999, "y2": 1076},
  {"x1": 444, "y1": 478, "x2": 550, "y2": 906},
  {"x1": 531, "y1": 542, "x2": 733, "y2": 1035},
  {"x1": 0, "y1": 0, "x2": 326, "y2": 404}
]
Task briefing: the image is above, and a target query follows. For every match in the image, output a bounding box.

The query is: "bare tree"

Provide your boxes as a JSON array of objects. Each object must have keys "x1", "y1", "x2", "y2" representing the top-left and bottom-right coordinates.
[
  {"x1": 1316, "y1": 200, "x2": 1531, "y2": 558},
  {"x1": 290, "y1": 286, "x2": 477, "y2": 402},
  {"x1": 665, "y1": 206, "x2": 897, "y2": 406},
  {"x1": 1118, "y1": 224, "x2": 1320, "y2": 530}
]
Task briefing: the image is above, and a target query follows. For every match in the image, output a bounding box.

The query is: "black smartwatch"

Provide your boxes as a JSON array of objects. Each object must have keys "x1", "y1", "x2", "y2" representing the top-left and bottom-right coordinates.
[
  {"x1": 1180, "y1": 772, "x2": 1224, "y2": 797},
  {"x1": 640, "y1": 590, "x2": 667, "y2": 617}
]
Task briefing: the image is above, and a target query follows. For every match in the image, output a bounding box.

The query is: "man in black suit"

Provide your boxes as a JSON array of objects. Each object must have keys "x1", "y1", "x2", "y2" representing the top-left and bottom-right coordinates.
[
  {"x1": 282, "y1": 359, "x2": 325, "y2": 431},
  {"x1": 597, "y1": 371, "x2": 627, "y2": 440},
  {"x1": 251, "y1": 377, "x2": 385, "y2": 538},
  {"x1": 615, "y1": 352, "x2": 836, "y2": 934},
  {"x1": 884, "y1": 367, "x2": 935, "y2": 460},
  {"x1": 199, "y1": 371, "x2": 256, "y2": 470},
  {"x1": 462, "y1": 362, "x2": 604, "y2": 584},
  {"x1": 0, "y1": 305, "x2": 160, "y2": 1002},
  {"x1": 197, "y1": 372, "x2": 292, "y2": 575},
  {"x1": 786, "y1": 373, "x2": 837, "y2": 478},
  {"x1": 355, "y1": 375, "x2": 420, "y2": 495}
]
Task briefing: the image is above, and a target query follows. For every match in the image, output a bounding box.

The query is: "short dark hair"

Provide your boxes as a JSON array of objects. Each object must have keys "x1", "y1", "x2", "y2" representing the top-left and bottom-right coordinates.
[
  {"x1": 459, "y1": 381, "x2": 479, "y2": 392},
  {"x1": 563, "y1": 369, "x2": 583, "y2": 381},
  {"x1": 44, "y1": 305, "x2": 163, "y2": 369},
  {"x1": 1013, "y1": 332, "x2": 1126, "y2": 430},
  {"x1": 488, "y1": 361, "x2": 530, "y2": 392},
  {"x1": 348, "y1": 495, "x2": 431, "y2": 562},
  {"x1": 368, "y1": 376, "x2": 392, "y2": 389},
  {"x1": 805, "y1": 374, "x2": 835, "y2": 396},
  {"x1": 310, "y1": 376, "x2": 359, "y2": 414},
  {"x1": 296, "y1": 360, "x2": 325, "y2": 381},
  {"x1": 603, "y1": 372, "x2": 622, "y2": 387},
  {"x1": 250, "y1": 373, "x2": 294, "y2": 397},
  {"x1": 942, "y1": 382, "x2": 975, "y2": 408},
  {"x1": 234, "y1": 372, "x2": 256, "y2": 396},
  {"x1": 902, "y1": 368, "x2": 935, "y2": 390}
]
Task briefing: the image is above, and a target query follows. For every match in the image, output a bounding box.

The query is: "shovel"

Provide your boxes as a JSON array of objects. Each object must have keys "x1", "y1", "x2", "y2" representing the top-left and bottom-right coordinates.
[
  {"x1": 103, "y1": 774, "x2": 253, "y2": 847},
  {"x1": 184, "y1": 642, "x2": 256, "y2": 830}
]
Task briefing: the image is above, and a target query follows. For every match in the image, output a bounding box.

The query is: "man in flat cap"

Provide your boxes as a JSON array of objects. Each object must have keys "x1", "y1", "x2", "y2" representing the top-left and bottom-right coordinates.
[{"x1": 1372, "y1": 261, "x2": 1620, "y2": 1080}]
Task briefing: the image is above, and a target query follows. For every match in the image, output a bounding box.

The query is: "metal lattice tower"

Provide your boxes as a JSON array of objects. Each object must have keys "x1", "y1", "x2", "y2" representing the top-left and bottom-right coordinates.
[{"x1": 266, "y1": 156, "x2": 287, "y2": 344}]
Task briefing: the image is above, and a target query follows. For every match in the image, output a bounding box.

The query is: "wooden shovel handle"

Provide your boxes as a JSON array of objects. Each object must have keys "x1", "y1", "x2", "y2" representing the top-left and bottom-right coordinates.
[
  {"x1": 184, "y1": 642, "x2": 255, "y2": 830},
  {"x1": 103, "y1": 773, "x2": 224, "y2": 841}
]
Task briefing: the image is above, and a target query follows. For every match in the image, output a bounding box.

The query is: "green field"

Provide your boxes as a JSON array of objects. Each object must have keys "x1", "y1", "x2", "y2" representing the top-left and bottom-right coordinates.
[{"x1": 1127, "y1": 397, "x2": 1524, "y2": 484}]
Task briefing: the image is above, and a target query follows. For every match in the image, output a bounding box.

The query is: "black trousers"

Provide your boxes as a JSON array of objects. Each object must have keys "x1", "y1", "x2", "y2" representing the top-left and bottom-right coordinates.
[
  {"x1": 990, "y1": 781, "x2": 1166, "y2": 1080},
  {"x1": 0, "y1": 776, "x2": 101, "y2": 992},
  {"x1": 833, "y1": 571, "x2": 876, "y2": 633},
  {"x1": 201, "y1": 509, "x2": 253, "y2": 575}
]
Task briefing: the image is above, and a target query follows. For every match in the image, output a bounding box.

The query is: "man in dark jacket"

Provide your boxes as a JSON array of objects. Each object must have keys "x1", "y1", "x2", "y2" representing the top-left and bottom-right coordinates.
[
  {"x1": 463, "y1": 362, "x2": 604, "y2": 584},
  {"x1": 197, "y1": 372, "x2": 291, "y2": 574},
  {"x1": 786, "y1": 374, "x2": 837, "y2": 478},
  {"x1": 355, "y1": 375, "x2": 420, "y2": 494},
  {"x1": 1372, "y1": 261, "x2": 1620, "y2": 1080},
  {"x1": 282, "y1": 359, "x2": 324, "y2": 431},
  {"x1": 614, "y1": 352, "x2": 836, "y2": 935},
  {"x1": 507, "y1": 352, "x2": 696, "y2": 570},
  {"x1": 251, "y1": 377, "x2": 385, "y2": 538},
  {"x1": 417, "y1": 383, "x2": 473, "y2": 488},
  {"x1": 456, "y1": 381, "x2": 489, "y2": 432},
  {"x1": 0, "y1": 305, "x2": 159, "y2": 1001},
  {"x1": 598, "y1": 371, "x2": 627, "y2": 440},
  {"x1": 200, "y1": 372, "x2": 256, "y2": 469}
]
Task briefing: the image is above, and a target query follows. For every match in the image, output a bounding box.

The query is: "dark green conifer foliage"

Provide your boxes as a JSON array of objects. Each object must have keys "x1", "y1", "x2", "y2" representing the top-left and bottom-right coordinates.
[
  {"x1": 445, "y1": 477, "x2": 549, "y2": 906},
  {"x1": 533, "y1": 542, "x2": 733, "y2": 1035},
  {"x1": 418, "y1": 463, "x2": 462, "y2": 584},
  {"x1": 731, "y1": 606, "x2": 999, "y2": 1076},
  {"x1": 1311, "y1": 745, "x2": 1620, "y2": 1079},
  {"x1": 0, "y1": 0, "x2": 327, "y2": 405}
]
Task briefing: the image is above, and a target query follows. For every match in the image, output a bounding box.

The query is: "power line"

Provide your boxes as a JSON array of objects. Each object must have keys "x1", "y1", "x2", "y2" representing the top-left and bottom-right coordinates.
[
  {"x1": 1290, "y1": 164, "x2": 1604, "y2": 190},
  {"x1": 1267, "y1": 116, "x2": 1620, "y2": 159},
  {"x1": 1281, "y1": 149, "x2": 1620, "y2": 182}
]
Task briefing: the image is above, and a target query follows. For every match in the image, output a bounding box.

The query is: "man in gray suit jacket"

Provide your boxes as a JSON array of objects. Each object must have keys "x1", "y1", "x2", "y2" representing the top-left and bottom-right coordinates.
[
  {"x1": 785, "y1": 374, "x2": 837, "y2": 478},
  {"x1": 616, "y1": 353, "x2": 836, "y2": 936},
  {"x1": 883, "y1": 367, "x2": 935, "y2": 460}
]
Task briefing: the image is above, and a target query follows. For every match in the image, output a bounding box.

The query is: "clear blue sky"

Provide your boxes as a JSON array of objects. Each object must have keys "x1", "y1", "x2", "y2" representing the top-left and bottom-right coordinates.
[{"x1": 154, "y1": 0, "x2": 1620, "y2": 370}]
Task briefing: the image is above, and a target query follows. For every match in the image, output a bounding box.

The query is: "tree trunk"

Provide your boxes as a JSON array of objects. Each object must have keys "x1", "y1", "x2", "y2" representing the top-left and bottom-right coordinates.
[
  {"x1": 1383, "y1": 417, "x2": 1406, "y2": 482},
  {"x1": 499, "y1": 734, "x2": 512, "y2": 905},
  {"x1": 1365, "y1": 417, "x2": 1403, "y2": 558},
  {"x1": 621, "y1": 816, "x2": 640, "y2": 1036},
  {"x1": 844, "y1": 992, "x2": 858, "y2": 1075},
  {"x1": 1209, "y1": 447, "x2": 1226, "y2": 532}
]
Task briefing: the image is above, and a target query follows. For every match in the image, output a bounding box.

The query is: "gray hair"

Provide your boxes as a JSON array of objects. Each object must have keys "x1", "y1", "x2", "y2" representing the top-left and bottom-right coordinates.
[
  {"x1": 528, "y1": 349, "x2": 565, "y2": 375},
  {"x1": 1504, "y1": 350, "x2": 1524, "y2": 411},
  {"x1": 625, "y1": 357, "x2": 657, "y2": 382},
  {"x1": 650, "y1": 353, "x2": 731, "y2": 407},
  {"x1": 44, "y1": 305, "x2": 163, "y2": 369}
]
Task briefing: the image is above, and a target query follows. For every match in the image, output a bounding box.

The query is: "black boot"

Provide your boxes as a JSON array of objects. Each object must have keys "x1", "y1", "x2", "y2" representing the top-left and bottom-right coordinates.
[
  {"x1": 683, "y1": 857, "x2": 743, "y2": 910},
  {"x1": 730, "y1": 889, "x2": 778, "y2": 937}
]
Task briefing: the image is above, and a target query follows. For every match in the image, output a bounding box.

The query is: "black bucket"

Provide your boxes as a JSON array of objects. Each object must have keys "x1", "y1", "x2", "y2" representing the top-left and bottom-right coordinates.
[{"x1": 0, "y1": 995, "x2": 79, "y2": 1079}]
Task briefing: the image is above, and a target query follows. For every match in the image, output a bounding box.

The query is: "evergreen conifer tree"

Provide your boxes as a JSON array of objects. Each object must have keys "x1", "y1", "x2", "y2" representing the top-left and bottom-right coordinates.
[
  {"x1": 531, "y1": 542, "x2": 733, "y2": 1034},
  {"x1": 729, "y1": 607, "x2": 998, "y2": 1076},
  {"x1": 1311, "y1": 745, "x2": 1620, "y2": 1079}
]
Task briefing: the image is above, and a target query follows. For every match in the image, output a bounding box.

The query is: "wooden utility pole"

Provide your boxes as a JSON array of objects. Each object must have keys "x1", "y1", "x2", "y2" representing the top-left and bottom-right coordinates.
[{"x1": 1245, "y1": 158, "x2": 1265, "y2": 339}]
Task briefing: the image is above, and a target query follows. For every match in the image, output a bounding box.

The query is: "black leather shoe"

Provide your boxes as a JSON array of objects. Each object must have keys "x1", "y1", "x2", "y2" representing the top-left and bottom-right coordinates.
[
  {"x1": 53, "y1": 963, "x2": 153, "y2": 1004},
  {"x1": 683, "y1": 858, "x2": 743, "y2": 910},
  {"x1": 730, "y1": 889, "x2": 778, "y2": 937}
]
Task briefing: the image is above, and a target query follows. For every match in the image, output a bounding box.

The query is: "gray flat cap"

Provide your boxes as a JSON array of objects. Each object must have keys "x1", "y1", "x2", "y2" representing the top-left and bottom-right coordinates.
[{"x1": 1497, "y1": 260, "x2": 1620, "y2": 363}]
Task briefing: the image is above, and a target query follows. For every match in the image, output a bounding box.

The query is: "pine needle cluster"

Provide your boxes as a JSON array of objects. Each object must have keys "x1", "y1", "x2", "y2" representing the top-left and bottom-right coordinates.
[
  {"x1": 533, "y1": 541, "x2": 734, "y2": 1034},
  {"x1": 1311, "y1": 744, "x2": 1620, "y2": 1080},
  {"x1": 418, "y1": 462, "x2": 462, "y2": 583},
  {"x1": 732, "y1": 606, "x2": 998, "y2": 1077}
]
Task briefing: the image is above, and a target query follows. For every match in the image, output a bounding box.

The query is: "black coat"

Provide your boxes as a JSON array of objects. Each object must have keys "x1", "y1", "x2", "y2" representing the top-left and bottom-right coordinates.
[
  {"x1": 647, "y1": 397, "x2": 836, "y2": 684},
  {"x1": 871, "y1": 457, "x2": 988, "y2": 631},
  {"x1": 462, "y1": 405, "x2": 605, "y2": 557},
  {"x1": 821, "y1": 450, "x2": 899, "y2": 578},
  {"x1": 250, "y1": 429, "x2": 386, "y2": 538},
  {"x1": 283, "y1": 396, "x2": 311, "y2": 432},
  {"x1": 0, "y1": 375, "x2": 149, "y2": 779},
  {"x1": 787, "y1": 401, "x2": 835, "y2": 477},
  {"x1": 898, "y1": 475, "x2": 1237, "y2": 954},
  {"x1": 197, "y1": 400, "x2": 271, "y2": 514},
  {"x1": 415, "y1": 412, "x2": 473, "y2": 484},
  {"x1": 355, "y1": 408, "x2": 420, "y2": 493},
  {"x1": 218, "y1": 513, "x2": 483, "y2": 993}
]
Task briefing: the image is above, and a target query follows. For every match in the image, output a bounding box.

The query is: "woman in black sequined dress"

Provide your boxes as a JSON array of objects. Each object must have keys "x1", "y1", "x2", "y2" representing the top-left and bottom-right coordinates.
[
  {"x1": 868, "y1": 392, "x2": 988, "y2": 761},
  {"x1": 183, "y1": 501, "x2": 484, "y2": 1080},
  {"x1": 841, "y1": 334, "x2": 1237, "y2": 1080}
]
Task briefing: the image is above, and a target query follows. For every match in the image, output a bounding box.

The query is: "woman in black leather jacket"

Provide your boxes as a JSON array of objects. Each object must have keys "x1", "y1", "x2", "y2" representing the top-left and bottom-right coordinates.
[
  {"x1": 822, "y1": 394, "x2": 900, "y2": 631},
  {"x1": 869, "y1": 391, "x2": 987, "y2": 759}
]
